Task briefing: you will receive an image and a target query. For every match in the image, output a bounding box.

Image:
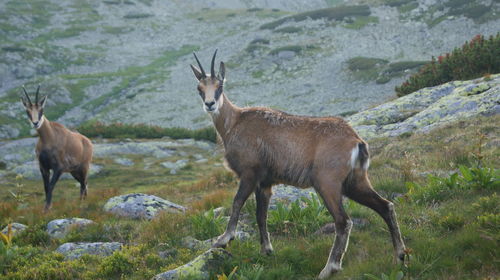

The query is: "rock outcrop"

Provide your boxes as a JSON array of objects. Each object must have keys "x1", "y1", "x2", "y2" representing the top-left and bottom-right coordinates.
[
  {"x1": 348, "y1": 75, "x2": 500, "y2": 139},
  {"x1": 1, "y1": 222, "x2": 27, "y2": 237}
]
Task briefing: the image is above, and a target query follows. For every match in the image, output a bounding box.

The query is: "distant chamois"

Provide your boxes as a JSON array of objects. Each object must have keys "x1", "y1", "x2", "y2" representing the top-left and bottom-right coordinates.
[
  {"x1": 190, "y1": 51, "x2": 406, "y2": 279},
  {"x1": 21, "y1": 86, "x2": 93, "y2": 211}
]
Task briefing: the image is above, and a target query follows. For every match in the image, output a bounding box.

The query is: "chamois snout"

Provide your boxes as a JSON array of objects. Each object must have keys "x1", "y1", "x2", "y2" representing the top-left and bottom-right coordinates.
[{"x1": 205, "y1": 101, "x2": 216, "y2": 111}]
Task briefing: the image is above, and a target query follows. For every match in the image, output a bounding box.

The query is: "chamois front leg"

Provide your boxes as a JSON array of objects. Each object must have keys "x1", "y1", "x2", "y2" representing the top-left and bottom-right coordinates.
[
  {"x1": 255, "y1": 184, "x2": 273, "y2": 255},
  {"x1": 45, "y1": 169, "x2": 62, "y2": 212},
  {"x1": 213, "y1": 174, "x2": 256, "y2": 248},
  {"x1": 40, "y1": 167, "x2": 50, "y2": 203}
]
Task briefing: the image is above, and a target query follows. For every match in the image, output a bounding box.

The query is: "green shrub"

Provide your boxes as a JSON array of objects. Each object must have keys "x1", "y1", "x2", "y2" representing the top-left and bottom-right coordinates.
[
  {"x1": 396, "y1": 34, "x2": 500, "y2": 96},
  {"x1": 472, "y1": 194, "x2": 499, "y2": 213},
  {"x1": 95, "y1": 250, "x2": 134, "y2": 278},
  {"x1": 77, "y1": 121, "x2": 217, "y2": 142},
  {"x1": 15, "y1": 223, "x2": 51, "y2": 247},
  {"x1": 269, "y1": 45, "x2": 303, "y2": 55},
  {"x1": 260, "y1": 5, "x2": 370, "y2": 30},
  {"x1": 190, "y1": 208, "x2": 226, "y2": 240},
  {"x1": 437, "y1": 214, "x2": 465, "y2": 231},
  {"x1": 249, "y1": 38, "x2": 270, "y2": 45},
  {"x1": 268, "y1": 194, "x2": 330, "y2": 236},
  {"x1": 477, "y1": 213, "x2": 500, "y2": 232},
  {"x1": 347, "y1": 57, "x2": 388, "y2": 71}
]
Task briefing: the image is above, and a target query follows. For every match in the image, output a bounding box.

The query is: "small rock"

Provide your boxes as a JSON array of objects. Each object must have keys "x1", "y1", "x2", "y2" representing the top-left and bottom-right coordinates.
[
  {"x1": 212, "y1": 207, "x2": 225, "y2": 218},
  {"x1": 1, "y1": 222, "x2": 27, "y2": 237},
  {"x1": 314, "y1": 223, "x2": 335, "y2": 235},
  {"x1": 114, "y1": 158, "x2": 134, "y2": 166},
  {"x1": 159, "y1": 249, "x2": 178, "y2": 259},
  {"x1": 181, "y1": 236, "x2": 213, "y2": 250},
  {"x1": 56, "y1": 242, "x2": 122, "y2": 260},
  {"x1": 47, "y1": 218, "x2": 94, "y2": 239},
  {"x1": 161, "y1": 159, "x2": 188, "y2": 170},
  {"x1": 153, "y1": 248, "x2": 231, "y2": 280},
  {"x1": 278, "y1": 50, "x2": 296, "y2": 60},
  {"x1": 103, "y1": 193, "x2": 186, "y2": 220},
  {"x1": 269, "y1": 185, "x2": 316, "y2": 209}
]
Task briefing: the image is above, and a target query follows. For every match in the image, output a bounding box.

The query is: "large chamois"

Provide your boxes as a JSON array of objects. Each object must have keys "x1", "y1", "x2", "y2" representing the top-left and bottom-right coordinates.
[
  {"x1": 20, "y1": 86, "x2": 93, "y2": 211},
  {"x1": 189, "y1": 51, "x2": 406, "y2": 278}
]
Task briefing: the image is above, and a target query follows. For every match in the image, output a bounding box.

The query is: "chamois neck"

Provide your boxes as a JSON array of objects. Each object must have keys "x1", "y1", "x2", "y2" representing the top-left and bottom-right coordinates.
[
  {"x1": 36, "y1": 116, "x2": 54, "y2": 141},
  {"x1": 211, "y1": 94, "x2": 239, "y2": 142}
]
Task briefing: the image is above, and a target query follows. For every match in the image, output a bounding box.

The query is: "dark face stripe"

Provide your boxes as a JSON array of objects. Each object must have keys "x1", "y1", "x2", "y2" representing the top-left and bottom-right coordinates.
[{"x1": 215, "y1": 85, "x2": 223, "y2": 100}]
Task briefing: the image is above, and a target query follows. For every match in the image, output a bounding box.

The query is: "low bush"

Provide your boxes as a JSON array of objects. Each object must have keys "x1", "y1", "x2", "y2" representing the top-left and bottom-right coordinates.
[
  {"x1": 396, "y1": 34, "x2": 500, "y2": 96},
  {"x1": 77, "y1": 121, "x2": 217, "y2": 142}
]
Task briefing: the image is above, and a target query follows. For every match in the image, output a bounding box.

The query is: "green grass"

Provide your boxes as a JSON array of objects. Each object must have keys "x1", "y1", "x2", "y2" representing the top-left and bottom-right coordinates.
[
  {"x1": 260, "y1": 5, "x2": 371, "y2": 30},
  {"x1": 343, "y1": 15, "x2": 379, "y2": 29},
  {"x1": 0, "y1": 115, "x2": 498, "y2": 279},
  {"x1": 274, "y1": 26, "x2": 302, "y2": 33},
  {"x1": 77, "y1": 121, "x2": 217, "y2": 142},
  {"x1": 345, "y1": 57, "x2": 428, "y2": 83}
]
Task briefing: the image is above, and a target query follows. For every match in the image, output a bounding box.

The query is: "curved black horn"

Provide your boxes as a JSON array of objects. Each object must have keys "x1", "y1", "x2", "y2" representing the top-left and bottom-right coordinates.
[
  {"x1": 210, "y1": 49, "x2": 217, "y2": 78},
  {"x1": 22, "y1": 85, "x2": 32, "y2": 104},
  {"x1": 35, "y1": 84, "x2": 40, "y2": 103},
  {"x1": 193, "y1": 52, "x2": 206, "y2": 78}
]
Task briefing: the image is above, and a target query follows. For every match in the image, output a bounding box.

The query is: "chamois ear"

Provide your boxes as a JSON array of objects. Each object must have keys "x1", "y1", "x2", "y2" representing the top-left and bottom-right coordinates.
[
  {"x1": 218, "y1": 61, "x2": 225, "y2": 82},
  {"x1": 39, "y1": 95, "x2": 48, "y2": 108},
  {"x1": 190, "y1": 64, "x2": 204, "y2": 81}
]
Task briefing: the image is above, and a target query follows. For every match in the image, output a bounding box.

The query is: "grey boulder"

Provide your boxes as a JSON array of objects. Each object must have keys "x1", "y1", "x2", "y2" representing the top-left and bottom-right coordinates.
[{"x1": 104, "y1": 193, "x2": 186, "y2": 220}]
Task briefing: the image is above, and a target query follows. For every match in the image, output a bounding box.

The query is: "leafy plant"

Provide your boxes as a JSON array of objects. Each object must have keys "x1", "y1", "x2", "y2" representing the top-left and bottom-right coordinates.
[
  {"x1": 217, "y1": 266, "x2": 238, "y2": 280},
  {"x1": 0, "y1": 223, "x2": 13, "y2": 247},
  {"x1": 268, "y1": 194, "x2": 330, "y2": 236},
  {"x1": 190, "y1": 208, "x2": 226, "y2": 240},
  {"x1": 458, "y1": 165, "x2": 499, "y2": 190}
]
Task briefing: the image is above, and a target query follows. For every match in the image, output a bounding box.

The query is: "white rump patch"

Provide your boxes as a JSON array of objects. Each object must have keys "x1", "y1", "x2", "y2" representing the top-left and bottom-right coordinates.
[
  {"x1": 363, "y1": 158, "x2": 370, "y2": 170},
  {"x1": 349, "y1": 145, "x2": 359, "y2": 169}
]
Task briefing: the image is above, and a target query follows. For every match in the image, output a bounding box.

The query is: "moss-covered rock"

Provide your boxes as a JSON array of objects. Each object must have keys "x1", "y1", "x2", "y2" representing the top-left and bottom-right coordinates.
[
  {"x1": 46, "y1": 218, "x2": 94, "y2": 239},
  {"x1": 349, "y1": 74, "x2": 500, "y2": 139},
  {"x1": 1, "y1": 222, "x2": 27, "y2": 237},
  {"x1": 56, "y1": 242, "x2": 122, "y2": 260},
  {"x1": 104, "y1": 193, "x2": 186, "y2": 220},
  {"x1": 153, "y1": 248, "x2": 231, "y2": 280}
]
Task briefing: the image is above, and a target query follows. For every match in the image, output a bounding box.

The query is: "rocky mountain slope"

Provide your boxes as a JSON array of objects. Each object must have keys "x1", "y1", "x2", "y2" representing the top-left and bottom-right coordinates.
[{"x1": 0, "y1": 0, "x2": 499, "y2": 139}]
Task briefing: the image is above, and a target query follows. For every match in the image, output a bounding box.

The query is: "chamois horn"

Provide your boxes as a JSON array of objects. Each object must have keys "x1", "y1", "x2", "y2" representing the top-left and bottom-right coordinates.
[
  {"x1": 210, "y1": 49, "x2": 217, "y2": 78},
  {"x1": 193, "y1": 52, "x2": 206, "y2": 78},
  {"x1": 22, "y1": 85, "x2": 32, "y2": 104},
  {"x1": 35, "y1": 84, "x2": 40, "y2": 103}
]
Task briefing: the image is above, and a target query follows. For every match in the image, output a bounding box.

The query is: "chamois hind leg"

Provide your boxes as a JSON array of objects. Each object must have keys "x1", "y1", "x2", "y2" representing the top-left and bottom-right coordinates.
[
  {"x1": 213, "y1": 173, "x2": 256, "y2": 248},
  {"x1": 345, "y1": 170, "x2": 406, "y2": 263},
  {"x1": 71, "y1": 168, "x2": 88, "y2": 200},
  {"x1": 45, "y1": 169, "x2": 62, "y2": 211},
  {"x1": 255, "y1": 182, "x2": 273, "y2": 255},
  {"x1": 315, "y1": 177, "x2": 352, "y2": 279}
]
